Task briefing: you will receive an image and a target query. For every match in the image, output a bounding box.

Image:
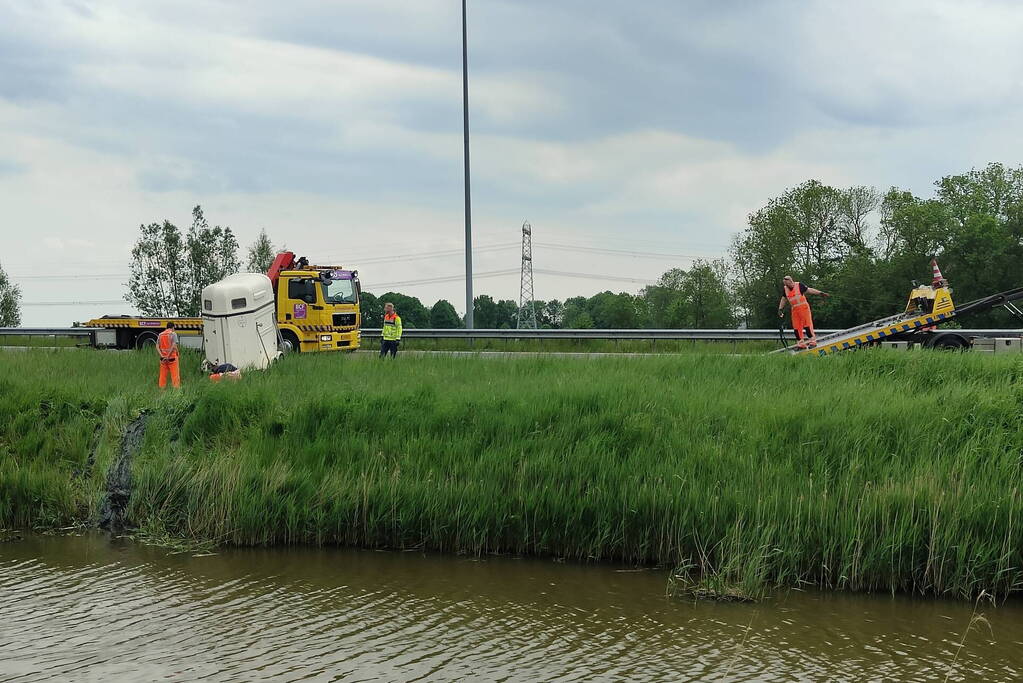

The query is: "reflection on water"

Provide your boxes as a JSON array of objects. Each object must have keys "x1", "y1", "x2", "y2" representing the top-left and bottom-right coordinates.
[{"x1": 1, "y1": 534, "x2": 1022, "y2": 682}]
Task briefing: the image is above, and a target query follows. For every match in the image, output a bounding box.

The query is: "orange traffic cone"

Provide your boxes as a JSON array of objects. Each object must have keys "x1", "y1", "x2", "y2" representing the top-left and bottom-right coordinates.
[{"x1": 931, "y1": 259, "x2": 945, "y2": 287}]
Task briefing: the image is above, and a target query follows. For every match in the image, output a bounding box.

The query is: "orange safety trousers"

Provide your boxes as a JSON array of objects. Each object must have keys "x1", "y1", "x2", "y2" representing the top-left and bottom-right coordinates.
[
  {"x1": 159, "y1": 359, "x2": 180, "y2": 388},
  {"x1": 791, "y1": 305, "x2": 816, "y2": 344},
  {"x1": 785, "y1": 282, "x2": 817, "y2": 347}
]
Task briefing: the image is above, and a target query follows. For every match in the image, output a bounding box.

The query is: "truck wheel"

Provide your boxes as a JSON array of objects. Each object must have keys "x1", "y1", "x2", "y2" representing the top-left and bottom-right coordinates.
[
  {"x1": 280, "y1": 331, "x2": 300, "y2": 353},
  {"x1": 135, "y1": 331, "x2": 159, "y2": 350},
  {"x1": 927, "y1": 333, "x2": 969, "y2": 351}
]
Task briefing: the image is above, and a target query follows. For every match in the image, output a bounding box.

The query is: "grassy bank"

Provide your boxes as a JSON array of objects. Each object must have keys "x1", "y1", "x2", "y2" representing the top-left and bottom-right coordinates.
[{"x1": 3, "y1": 349, "x2": 1023, "y2": 600}]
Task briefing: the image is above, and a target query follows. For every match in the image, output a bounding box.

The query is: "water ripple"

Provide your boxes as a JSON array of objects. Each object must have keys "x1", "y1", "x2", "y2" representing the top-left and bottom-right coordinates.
[{"x1": 2, "y1": 536, "x2": 1023, "y2": 682}]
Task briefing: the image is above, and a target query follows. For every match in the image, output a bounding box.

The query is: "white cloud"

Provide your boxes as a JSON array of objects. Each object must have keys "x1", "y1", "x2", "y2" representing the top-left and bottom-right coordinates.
[
  {"x1": 5, "y1": 0, "x2": 1023, "y2": 326},
  {"x1": 27, "y1": 3, "x2": 558, "y2": 128}
]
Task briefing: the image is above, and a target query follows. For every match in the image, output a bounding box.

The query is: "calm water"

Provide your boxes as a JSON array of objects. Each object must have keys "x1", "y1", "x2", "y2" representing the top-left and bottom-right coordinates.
[{"x1": 2, "y1": 534, "x2": 1022, "y2": 682}]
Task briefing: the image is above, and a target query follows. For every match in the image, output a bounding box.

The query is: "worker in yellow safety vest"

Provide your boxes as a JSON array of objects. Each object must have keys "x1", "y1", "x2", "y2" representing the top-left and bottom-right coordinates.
[
  {"x1": 381, "y1": 302, "x2": 402, "y2": 358},
  {"x1": 778, "y1": 275, "x2": 829, "y2": 349},
  {"x1": 157, "y1": 322, "x2": 181, "y2": 388}
]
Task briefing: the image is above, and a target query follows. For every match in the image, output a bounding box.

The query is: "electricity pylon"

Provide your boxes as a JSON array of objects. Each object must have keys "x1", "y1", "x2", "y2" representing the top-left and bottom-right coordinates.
[{"x1": 517, "y1": 221, "x2": 537, "y2": 329}]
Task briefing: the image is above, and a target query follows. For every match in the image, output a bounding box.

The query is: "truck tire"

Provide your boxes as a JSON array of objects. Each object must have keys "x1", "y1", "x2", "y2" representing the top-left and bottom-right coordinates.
[
  {"x1": 135, "y1": 331, "x2": 159, "y2": 350},
  {"x1": 280, "y1": 330, "x2": 300, "y2": 353},
  {"x1": 926, "y1": 332, "x2": 969, "y2": 351}
]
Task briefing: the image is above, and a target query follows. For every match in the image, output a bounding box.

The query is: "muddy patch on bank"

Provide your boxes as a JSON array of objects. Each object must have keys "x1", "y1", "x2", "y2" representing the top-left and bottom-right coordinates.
[{"x1": 98, "y1": 412, "x2": 148, "y2": 532}]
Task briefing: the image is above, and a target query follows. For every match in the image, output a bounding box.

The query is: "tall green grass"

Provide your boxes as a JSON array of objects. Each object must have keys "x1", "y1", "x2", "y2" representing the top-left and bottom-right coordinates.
[
  {"x1": 391, "y1": 337, "x2": 775, "y2": 354},
  {"x1": 3, "y1": 348, "x2": 1023, "y2": 600}
]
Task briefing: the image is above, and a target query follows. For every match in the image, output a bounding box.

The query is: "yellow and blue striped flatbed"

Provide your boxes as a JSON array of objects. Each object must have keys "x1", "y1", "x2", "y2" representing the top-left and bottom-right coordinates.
[{"x1": 778, "y1": 285, "x2": 1023, "y2": 357}]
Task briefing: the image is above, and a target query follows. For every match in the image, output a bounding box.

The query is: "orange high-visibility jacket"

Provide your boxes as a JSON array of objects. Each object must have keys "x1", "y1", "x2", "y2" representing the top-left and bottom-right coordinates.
[
  {"x1": 785, "y1": 283, "x2": 810, "y2": 311},
  {"x1": 157, "y1": 329, "x2": 179, "y2": 361}
]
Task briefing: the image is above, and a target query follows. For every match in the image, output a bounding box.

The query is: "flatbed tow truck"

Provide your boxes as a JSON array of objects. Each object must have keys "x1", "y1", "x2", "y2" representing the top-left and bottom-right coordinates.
[
  {"x1": 778, "y1": 266, "x2": 1023, "y2": 356},
  {"x1": 82, "y1": 252, "x2": 362, "y2": 353}
]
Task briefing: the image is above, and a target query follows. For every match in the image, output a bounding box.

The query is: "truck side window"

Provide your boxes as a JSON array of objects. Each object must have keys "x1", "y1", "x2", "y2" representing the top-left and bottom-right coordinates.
[
  {"x1": 231, "y1": 298, "x2": 247, "y2": 310},
  {"x1": 203, "y1": 299, "x2": 213, "y2": 311},
  {"x1": 287, "y1": 278, "x2": 318, "y2": 304}
]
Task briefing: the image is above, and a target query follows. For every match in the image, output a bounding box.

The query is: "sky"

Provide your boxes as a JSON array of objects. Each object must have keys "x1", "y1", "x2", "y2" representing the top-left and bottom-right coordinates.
[{"x1": 3, "y1": 0, "x2": 1023, "y2": 326}]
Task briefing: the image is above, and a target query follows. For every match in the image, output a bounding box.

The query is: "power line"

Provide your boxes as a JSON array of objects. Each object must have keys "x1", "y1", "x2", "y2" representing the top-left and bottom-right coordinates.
[
  {"x1": 364, "y1": 267, "x2": 654, "y2": 292},
  {"x1": 363, "y1": 269, "x2": 520, "y2": 291},
  {"x1": 535, "y1": 242, "x2": 709, "y2": 260},
  {"x1": 11, "y1": 240, "x2": 715, "y2": 282},
  {"x1": 21, "y1": 265, "x2": 654, "y2": 301},
  {"x1": 9, "y1": 243, "x2": 523, "y2": 281},
  {"x1": 321, "y1": 242, "x2": 517, "y2": 265},
  {"x1": 533, "y1": 269, "x2": 656, "y2": 285}
]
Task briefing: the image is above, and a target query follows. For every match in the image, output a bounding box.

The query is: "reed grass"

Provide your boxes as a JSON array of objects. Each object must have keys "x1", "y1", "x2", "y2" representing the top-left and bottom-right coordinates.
[
  {"x1": 391, "y1": 338, "x2": 774, "y2": 354},
  {"x1": 3, "y1": 348, "x2": 1023, "y2": 600}
]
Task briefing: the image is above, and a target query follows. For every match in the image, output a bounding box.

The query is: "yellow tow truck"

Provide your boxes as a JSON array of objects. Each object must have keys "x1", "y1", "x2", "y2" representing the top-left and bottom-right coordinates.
[{"x1": 84, "y1": 252, "x2": 361, "y2": 353}]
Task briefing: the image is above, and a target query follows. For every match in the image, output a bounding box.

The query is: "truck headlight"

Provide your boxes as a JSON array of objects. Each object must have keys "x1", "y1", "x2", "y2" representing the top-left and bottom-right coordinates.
[{"x1": 320, "y1": 334, "x2": 332, "y2": 342}]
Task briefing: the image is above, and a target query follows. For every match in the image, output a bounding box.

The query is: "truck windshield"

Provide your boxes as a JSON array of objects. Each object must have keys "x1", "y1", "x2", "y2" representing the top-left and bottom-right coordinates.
[{"x1": 323, "y1": 278, "x2": 357, "y2": 304}]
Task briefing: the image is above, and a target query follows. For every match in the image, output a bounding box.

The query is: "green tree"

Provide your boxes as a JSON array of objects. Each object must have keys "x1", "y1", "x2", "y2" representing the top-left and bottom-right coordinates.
[
  {"x1": 936, "y1": 162, "x2": 1023, "y2": 226},
  {"x1": 564, "y1": 310, "x2": 594, "y2": 329},
  {"x1": 377, "y1": 292, "x2": 429, "y2": 328},
  {"x1": 360, "y1": 291, "x2": 382, "y2": 328},
  {"x1": 125, "y1": 220, "x2": 189, "y2": 316},
  {"x1": 126, "y1": 207, "x2": 241, "y2": 316},
  {"x1": 643, "y1": 268, "x2": 687, "y2": 328},
  {"x1": 185, "y1": 206, "x2": 240, "y2": 316},
  {"x1": 0, "y1": 260, "x2": 22, "y2": 326},
  {"x1": 561, "y1": 297, "x2": 593, "y2": 329},
  {"x1": 536, "y1": 299, "x2": 563, "y2": 328},
  {"x1": 246, "y1": 229, "x2": 279, "y2": 273},
  {"x1": 643, "y1": 264, "x2": 735, "y2": 329},
  {"x1": 429, "y1": 299, "x2": 462, "y2": 328},
  {"x1": 472, "y1": 295, "x2": 500, "y2": 328},
  {"x1": 588, "y1": 291, "x2": 642, "y2": 328},
  {"x1": 732, "y1": 180, "x2": 868, "y2": 327},
  {"x1": 840, "y1": 185, "x2": 881, "y2": 251},
  {"x1": 495, "y1": 299, "x2": 518, "y2": 328},
  {"x1": 668, "y1": 260, "x2": 735, "y2": 328}
]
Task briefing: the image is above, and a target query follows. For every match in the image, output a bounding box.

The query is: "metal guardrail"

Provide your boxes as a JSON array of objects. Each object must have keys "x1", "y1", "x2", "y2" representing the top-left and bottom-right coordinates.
[
  {"x1": 0, "y1": 327, "x2": 96, "y2": 343},
  {"x1": 359, "y1": 328, "x2": 1023, "y2": 341},
  {"x1": 1, "y1": 327, "x2": 1020, "y2": 345},
  {"x1": 359, "y1": 328, "x2": 805, "y2": 341},
  {"x1": 0, "y1": 327, "x2": 95, "y2": 336}
]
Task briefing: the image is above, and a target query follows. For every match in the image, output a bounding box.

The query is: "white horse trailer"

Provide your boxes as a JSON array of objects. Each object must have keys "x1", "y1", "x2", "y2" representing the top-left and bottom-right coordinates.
[{"x1": 201, "y1": 273, "x2": 281, "y2": 370}]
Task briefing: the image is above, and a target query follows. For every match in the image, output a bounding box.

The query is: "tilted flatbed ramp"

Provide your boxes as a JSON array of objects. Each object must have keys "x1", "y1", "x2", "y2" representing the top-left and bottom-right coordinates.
[{"x1": 777, "y1": 285, "x2": 1023, "y2": 357}]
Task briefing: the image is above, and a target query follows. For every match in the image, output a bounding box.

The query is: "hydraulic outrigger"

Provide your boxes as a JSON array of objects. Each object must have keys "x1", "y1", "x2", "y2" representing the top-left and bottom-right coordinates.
[{"x1": 777, "y1": 264, "x2": 1023, "y2": 357}]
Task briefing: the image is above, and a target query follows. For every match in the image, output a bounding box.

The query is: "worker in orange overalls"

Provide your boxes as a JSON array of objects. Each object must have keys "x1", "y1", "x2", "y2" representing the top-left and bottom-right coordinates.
[
  {"x1": 157, "y1": 322, "x2": 181, "y2": 388},
  {"x1": 778, "y1": 275, "x2": 830, "y2": 349}
]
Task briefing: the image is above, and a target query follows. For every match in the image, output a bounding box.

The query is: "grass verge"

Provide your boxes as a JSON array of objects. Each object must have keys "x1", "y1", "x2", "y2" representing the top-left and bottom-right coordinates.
[
  {"x1": 2, "y1": 348, "x2": 1023, "y2": 601},
  {"x1": 384, "y1": 337, "x2": 775, "y2": 354}
]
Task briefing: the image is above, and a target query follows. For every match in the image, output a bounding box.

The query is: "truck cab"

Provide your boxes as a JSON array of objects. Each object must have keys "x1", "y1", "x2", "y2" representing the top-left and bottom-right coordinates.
[
  {"x1": 905, "y1": 283, "x2": 955, "y2": 317},
  {"x1": 270, "y1": 255, "x2": 361, "y2": 352}
]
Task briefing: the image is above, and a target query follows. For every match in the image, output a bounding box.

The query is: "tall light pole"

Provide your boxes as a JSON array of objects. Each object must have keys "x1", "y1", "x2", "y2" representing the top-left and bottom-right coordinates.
[{"x1": 462, "y1": 0, "x2": 474, "y2": 328}]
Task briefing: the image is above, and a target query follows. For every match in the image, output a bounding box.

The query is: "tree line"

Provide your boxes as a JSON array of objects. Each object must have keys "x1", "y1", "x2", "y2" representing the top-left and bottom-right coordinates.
[
  {"x1": 124, "y1": 206, "x2": 280, "y2": 317},
  {"x1": 116, "y1": 204, "x2": 737, "y2": 328},
  {"x1": 358, "y1": 259, "x2": 733, "y2": 329},
  {"x1": 14, "y1": 159, "x2": 1008, "y2": 330},
  {"x1": 731, "y1": 162, "x2": 1023, "y2": 328},
  {"x1": 0, "y1": 260, "x2": 21, "y2": 327}
]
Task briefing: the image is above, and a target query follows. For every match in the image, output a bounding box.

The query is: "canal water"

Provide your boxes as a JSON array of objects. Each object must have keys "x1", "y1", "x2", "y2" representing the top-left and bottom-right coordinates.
[{"x1": 2, "y1": 534, "x2": 1022, "y2": 682}]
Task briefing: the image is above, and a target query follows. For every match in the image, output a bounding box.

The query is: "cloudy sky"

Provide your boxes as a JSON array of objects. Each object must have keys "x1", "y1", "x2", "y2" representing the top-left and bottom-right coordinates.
[{"x1": 3, "y1": 0, "x2": 1023, "y2": 325}]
